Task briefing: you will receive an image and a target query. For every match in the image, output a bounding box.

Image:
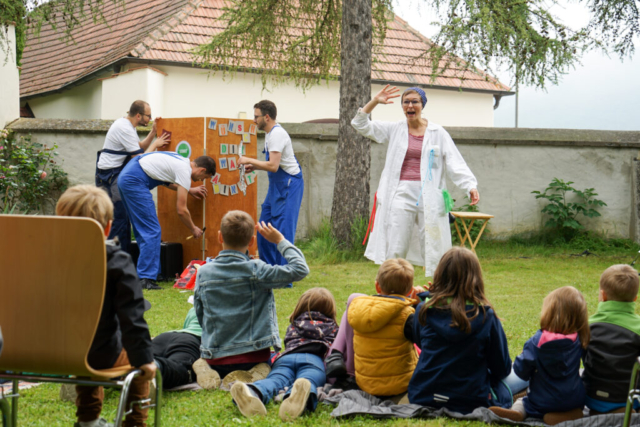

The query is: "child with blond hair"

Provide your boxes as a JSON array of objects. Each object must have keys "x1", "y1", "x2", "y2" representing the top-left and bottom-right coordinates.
[{"x1": 57, "y1": 185, "x2": 155, "y2": 427}]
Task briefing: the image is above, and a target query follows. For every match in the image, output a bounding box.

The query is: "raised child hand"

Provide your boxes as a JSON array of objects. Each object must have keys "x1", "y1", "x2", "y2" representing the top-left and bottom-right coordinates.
[{"x1": 256, "y1": 221, "x2": 284, "y2": 245}]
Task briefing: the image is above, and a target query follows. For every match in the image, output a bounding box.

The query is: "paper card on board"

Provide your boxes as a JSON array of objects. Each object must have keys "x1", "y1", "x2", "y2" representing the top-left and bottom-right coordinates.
[
  {"x1": 208, "y1": 119, "x2": 217, "y2": 130},
  {"x1": 242, "y1": 133, "x2": 250, "y2": 143},
  {"x1": 240, "y1": 145, "x2": 246, "y2": 155},
  {"x1": 249, "y1": 124, "x2": 257, "y2": 135},
  {"x1": 235, "y1": 122, "x2": 244, "y2": 134},
  {"x1": 211, "y1": 173, "x2": 221, "y2": 184},
  {"x1": 230, "y1": 184, "x2": 238, "y2": 195},
  {"x1": 219, "y1": 158, "x2": 228, "y2": 169},
  {"x1": 227, "y1": 121, "x2": 235, "y2": 133},
  {"x1": 219, "y1": 124, "x2": 228, "y2": 136},
  {"x1": 213, "y1": 184, "x2": 220, "y2": 194},
  {"x1": 245, "y1": 172, "x2": 255, "y2": 185},
  {"x1": 228, "y1": 157, "x2": 237, "y2": 171},
  {"x1": 220, "y1": 144, "x2": 228, "y2": 155},
  {"x1": 221, "y1": 184, "x2": 229, "y2": 196},
  {"x1": 229, "y1": 144, "x2": 237, "y2": 155}
]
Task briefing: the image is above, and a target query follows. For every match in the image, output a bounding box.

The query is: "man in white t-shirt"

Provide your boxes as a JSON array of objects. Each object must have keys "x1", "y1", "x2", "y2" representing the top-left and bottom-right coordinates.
[
  {"x1": 238, "y1": 100, "x2": 304, "y2": 271},
  {"x1": 118, "y1": 152, "x2": 216, "y2": 289},
  {"x1": 96, "y1": 100, "x2": 168, "y2": 253}
]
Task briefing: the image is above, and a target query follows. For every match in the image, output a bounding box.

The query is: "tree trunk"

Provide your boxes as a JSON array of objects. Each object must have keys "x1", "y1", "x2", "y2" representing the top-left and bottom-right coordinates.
[{"x1": 330, "y1": 0, "x2": 372, "y2": 244}]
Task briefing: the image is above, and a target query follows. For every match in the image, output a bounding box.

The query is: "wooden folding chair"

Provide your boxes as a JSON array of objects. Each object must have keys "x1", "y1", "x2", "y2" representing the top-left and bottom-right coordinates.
[{"x1": 0, "y1": 215, "x2": 161, "y2": 427}]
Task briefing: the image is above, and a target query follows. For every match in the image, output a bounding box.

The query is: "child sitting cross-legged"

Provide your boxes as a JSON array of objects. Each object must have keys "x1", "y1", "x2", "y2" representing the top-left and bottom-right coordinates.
[
  {"x1": 408, "y1": 247, "x2": 514, "y2": 413},
  {"x1": 230, "y1": 288, "x2": 339, "y2": 421},
  {"x1": 490, "y1": 286, "x2": 589, "y2": 425},
  {"x1": 193, "y1": 211, "x2": 310, "y2": 390},
  {"x1": 582, "y1": 264, "x2": 640, "y2": 415},
  {"x1": 325, "y1": 258, "x2": 421, "y2": 398}
]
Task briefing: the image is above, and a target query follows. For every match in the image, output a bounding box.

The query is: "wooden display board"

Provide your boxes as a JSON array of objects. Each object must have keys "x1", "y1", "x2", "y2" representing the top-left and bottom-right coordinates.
[{"x1": 156, "y1": 117, "x2": 258, "y2": 269}]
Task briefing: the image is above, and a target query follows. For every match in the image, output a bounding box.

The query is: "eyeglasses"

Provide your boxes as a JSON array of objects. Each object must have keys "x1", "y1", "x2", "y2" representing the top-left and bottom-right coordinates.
[
  {"x1": 254, "y1": 115, "x2": 264, "y2": 119},
  {"x1": 142, "y1": 113, "x2": 152, "y2": 119},
  {"x1": 403, "y1": 100, "x2": 421, "y2": 106}
]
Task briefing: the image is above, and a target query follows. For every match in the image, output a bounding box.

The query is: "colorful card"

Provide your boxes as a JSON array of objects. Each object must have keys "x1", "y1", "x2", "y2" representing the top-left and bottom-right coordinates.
[
  {"x1": 229, "y1": 144, "x2": 237, "y2": 155},
  {"x1": 230, "y1": 184, "x2": 238, "y2": 195},
  {"x1": 228, "y1": 157, "x2": 237, "y2": 171},
  {"x1": 211, "y1": 173, "x2": 221, "y2": 184},
  {"x1": 220, "y1": 144, "x2": 228, "y2": 155},
  {"x1": 213, "y1": 184, "x2": 220, "y2": 194},
  {"x1": 242, "y1": 133, "x2": 251, "y2": 143},
  {"x1": 235, "y1": 122, "x2": 244, "y2": 134},
  {"x1": 227, "y1": 121, "x2": 235, "y2": 133},
  {"x1": 219, "y1": 124, "x2": 228, "y2": 136},
  {"x1": 208, "y1": 119, "x2": 217, "y2": 130},
  {"x1": 221, "y1": 184, "x2": 229, "y2": 196},
  {"x1": 240, "y1": 145, "x2": 246, "y2": 155},
  {"x1": 249, "y1": 124, "x2": 257, "y2": 135},
  {"x1": 245, "y1": 171, "x2": 256, "y2": 185},
  {"x1": 219, "y1": 158, "x2": 228, "y2": 169}
]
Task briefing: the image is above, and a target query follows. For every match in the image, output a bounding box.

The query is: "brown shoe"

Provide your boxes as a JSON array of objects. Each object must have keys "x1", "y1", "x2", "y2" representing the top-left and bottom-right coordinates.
[
  {"x1": 489, "y1": 406, "x2": 525, "y2": 422},
  {"x1": 543, "y1": 408, "x2": 584, "y2": 425}
]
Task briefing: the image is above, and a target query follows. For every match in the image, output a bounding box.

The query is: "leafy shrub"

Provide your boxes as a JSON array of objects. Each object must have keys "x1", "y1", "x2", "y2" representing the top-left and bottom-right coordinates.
[
  {"x1": 532, "y1": 178, "x2": 607, "y2": 240},
  {"x1": 299, "y1": 216, "x2": 368, "y2": 264},
  {"x1": 0, "y1": 129, "x2": 69, "y2": 214}
]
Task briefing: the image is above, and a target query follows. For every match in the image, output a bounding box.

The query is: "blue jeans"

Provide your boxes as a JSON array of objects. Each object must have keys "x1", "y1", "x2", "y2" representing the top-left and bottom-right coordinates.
[
  {"x1": 504, "y1": 369, "x2": 530, "y2": 396},
  {"x1": 250, "y1": 353, "x2": 325, "y2": 412}
]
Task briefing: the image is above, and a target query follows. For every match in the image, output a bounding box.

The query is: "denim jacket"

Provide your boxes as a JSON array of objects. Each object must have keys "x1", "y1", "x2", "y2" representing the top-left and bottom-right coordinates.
[{"x1": 194, "y1": 239, "x2": 309, "y2": 359}]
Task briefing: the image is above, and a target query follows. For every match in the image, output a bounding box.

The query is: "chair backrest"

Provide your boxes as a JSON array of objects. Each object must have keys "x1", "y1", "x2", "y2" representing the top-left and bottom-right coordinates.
[{"x1": 0, "y1": 215, "x2": 106, "y2": 377}]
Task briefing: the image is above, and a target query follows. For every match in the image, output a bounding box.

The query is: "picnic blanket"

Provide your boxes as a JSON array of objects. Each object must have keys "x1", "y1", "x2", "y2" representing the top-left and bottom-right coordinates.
[
  {"x1": 0, "y1": 380, "x2": 42, "y2": 394},
  {"x1": 324, "y1": 390, "x2": 640, "y2": 427}
]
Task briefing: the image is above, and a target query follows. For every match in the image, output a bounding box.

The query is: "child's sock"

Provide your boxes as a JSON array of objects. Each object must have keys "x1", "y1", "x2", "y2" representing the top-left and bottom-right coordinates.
[
  {"x1": 325, "y1": 351, "x2": 347, "y2": 379},
  {"x1": 543, "y1": 408, "x2": 584, "y2": 425},
  {"x1": 230, "y1": 382, "x2": 267, "y2": 417},
  {"x1": 279, "y1": 378, "x2": 312, "y2": 421},
  {"x1": 490, "y1": 398, "x2": 526, "y2": 422},
  {"x1": 192, "y1": 358, "x2": 221, "y2": 390}
]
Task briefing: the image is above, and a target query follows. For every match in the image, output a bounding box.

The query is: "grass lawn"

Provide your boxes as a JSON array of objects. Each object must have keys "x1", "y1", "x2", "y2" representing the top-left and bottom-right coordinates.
[{"x1": 12, "y1": 241, "x2": 640, "y2": 426}]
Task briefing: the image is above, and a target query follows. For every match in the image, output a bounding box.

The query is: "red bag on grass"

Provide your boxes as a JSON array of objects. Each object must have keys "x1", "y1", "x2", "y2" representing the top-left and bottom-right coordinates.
[{"x1": 173, "y1": 260, "x2": 206, "y2": 290}]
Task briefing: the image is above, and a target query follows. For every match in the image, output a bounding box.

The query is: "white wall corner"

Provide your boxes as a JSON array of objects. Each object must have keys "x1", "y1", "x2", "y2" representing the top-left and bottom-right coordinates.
[
  {"x1": 0, "y1": 24, "x2": 20, "y2": 128},
  {"x1": 100, "y1": 66, "x2": 167, "y2": 120}
]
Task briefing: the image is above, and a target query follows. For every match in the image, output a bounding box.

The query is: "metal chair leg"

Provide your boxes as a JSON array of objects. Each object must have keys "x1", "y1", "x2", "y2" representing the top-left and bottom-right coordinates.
[
  {"x1": 623, "y1": 357, "x2": 640, "y2": 427},
  {"x1": 113, "y1": 370, "x2": 140, "y2": 427},
  {"x1": 11, "y1": 381, "x2": 17, "y2": 427},
  {"x1": 154, "y1": 370, "x2": 162, "y2": 427},
  {"x1": 0, "y1": 392, "x2": 12, "y2": 427}
]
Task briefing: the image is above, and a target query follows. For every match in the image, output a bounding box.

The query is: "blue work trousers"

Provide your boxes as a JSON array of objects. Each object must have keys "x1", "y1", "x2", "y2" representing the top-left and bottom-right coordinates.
[
  {"x1": 258, "y1": 166, "x2": 304, "y2": 268},
  {"x1": 251, "y1": 353, "x2": 325, "y2": 412},
  {"x1": 96, "y1": 167, "x2": 131, "y2": 253},
  {"x1": 117, "y1": 156, "x2": 166, "y2": 280}
]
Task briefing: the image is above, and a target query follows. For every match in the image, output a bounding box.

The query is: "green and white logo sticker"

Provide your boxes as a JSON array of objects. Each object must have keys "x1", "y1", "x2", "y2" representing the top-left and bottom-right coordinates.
[{"x1": 176, "y1": 141, "x2": 191, "y2": 158}]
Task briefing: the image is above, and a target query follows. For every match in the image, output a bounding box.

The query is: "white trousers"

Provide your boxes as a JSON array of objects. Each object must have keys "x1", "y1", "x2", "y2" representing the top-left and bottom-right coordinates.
[{"x1": 385, "y1": 180, "x2": 425, "y2": 265}]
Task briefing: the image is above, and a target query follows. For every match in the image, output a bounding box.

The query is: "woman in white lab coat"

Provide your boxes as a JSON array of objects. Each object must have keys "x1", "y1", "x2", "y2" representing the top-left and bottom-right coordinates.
[{"x1": 351, "y1": 85, "x2": 479, "y2": 276}]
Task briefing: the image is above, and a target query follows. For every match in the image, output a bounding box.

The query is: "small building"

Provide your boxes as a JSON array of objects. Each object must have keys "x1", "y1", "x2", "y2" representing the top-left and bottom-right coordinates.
[{"x1": 19, "y1": 0, "x2": 511, "y2": 126}]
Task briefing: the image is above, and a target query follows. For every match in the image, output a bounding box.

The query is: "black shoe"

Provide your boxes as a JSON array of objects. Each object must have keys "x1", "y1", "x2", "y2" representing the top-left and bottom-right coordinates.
[
  {"x1": 141, "y1": 278, "x2": 162, "y2": 290},
  {"x1": 325, "y1": 351, "x2": 347, "y2": 379}
]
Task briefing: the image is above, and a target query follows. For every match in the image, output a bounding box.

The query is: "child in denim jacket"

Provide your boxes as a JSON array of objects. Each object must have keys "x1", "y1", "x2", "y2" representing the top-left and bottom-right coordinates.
[
  {"x1": 231, "y1": 288, "x2": 338, "y2": 421},
  {"x1": 193, "y1": 210, "x2": 310, "y2": 389}
]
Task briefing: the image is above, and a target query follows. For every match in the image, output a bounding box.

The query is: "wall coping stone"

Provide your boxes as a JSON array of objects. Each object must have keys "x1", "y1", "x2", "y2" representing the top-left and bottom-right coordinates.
[{"x1": 8, "y1": 119, "x2": 640, "y2": 148}]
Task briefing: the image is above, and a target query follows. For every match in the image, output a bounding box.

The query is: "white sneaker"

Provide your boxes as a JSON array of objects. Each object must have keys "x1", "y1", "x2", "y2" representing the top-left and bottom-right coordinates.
[
  {"x1": 230, "y1": 382, "x2": 267, "y2": 417},
  {"x1": 279, "y1": 378, "x2": 311, "y2": 421}
]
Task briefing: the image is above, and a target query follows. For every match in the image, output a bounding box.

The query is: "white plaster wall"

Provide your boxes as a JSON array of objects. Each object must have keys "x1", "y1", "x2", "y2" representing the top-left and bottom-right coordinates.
[
  {"x1": 100, "y1": 68, "x2": 165, "y2": 120},
  {"x1": 26, "y1": 79, "x2": 102, "y2": 120},
  {"x1": 155, "y1": 66, "x2": 496, "y2": 126},
  {"x1": 0, "y1": 24, "x2": 20, "y2": 128}
]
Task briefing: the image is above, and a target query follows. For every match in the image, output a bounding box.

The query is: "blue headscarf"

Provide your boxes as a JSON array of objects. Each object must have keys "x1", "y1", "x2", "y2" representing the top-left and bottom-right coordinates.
[{"x1": 404, "y1": 87, "x2": 427, "y2": 107}]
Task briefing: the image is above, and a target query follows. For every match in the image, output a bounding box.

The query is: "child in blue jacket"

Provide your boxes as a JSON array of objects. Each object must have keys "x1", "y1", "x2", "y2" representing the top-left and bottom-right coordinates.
[
  {"x1": 409, "y1": 247, "x2": 514, "y2": 413},
  {"x1": 490, "y1": 286, "x2": 589, "y2": 425}
]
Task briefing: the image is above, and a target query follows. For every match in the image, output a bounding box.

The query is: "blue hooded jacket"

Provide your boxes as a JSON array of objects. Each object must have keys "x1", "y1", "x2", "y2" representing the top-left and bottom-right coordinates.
[
  {"x1": 514, "y1": 329, "x2": 585, "y2": 418},
  {"x1": 408, "y1": 301, "x2": 512, "y2": 413}
]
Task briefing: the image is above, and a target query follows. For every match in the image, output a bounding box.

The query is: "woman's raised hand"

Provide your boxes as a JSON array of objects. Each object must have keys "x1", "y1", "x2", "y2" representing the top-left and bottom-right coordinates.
[{"x1": 373, "y1": 85, "x2": 401, "y2": 104}]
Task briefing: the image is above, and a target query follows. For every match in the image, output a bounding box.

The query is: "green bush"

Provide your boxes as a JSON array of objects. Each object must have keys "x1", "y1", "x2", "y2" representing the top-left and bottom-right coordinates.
[
  {"x1": 299, "y1": 216, "x2": 369, "y2": 264},
  {"x1": 0, "y1": 129, "x2": 69, "y2": 214},
  {"x1": 532, "y1": 178, "x2": 607, "y2": 240}
]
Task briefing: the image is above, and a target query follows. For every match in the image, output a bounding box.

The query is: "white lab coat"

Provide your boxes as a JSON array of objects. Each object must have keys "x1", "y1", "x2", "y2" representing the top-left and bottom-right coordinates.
[{"x1": 351, "y1": 109, "x2": 478, "y2": 276}]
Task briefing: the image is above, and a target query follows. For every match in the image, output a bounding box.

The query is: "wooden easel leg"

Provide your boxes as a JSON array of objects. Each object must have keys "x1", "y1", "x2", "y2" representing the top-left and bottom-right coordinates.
[
  {"x1": 454, "y1": 221, "x2": 464, "y2": 246},
  {"x1": 470, "y1": 220, "x2": 490, "y2": 253},
  {"x1": 460, "y1": 219, "x2": 473, "y2": 247}
]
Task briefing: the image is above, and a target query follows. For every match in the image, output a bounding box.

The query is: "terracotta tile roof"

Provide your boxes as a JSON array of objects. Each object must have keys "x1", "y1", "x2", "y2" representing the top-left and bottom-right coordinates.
[{"x1": 21, "y1": 0, "x2": 510, "y2": 98}]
